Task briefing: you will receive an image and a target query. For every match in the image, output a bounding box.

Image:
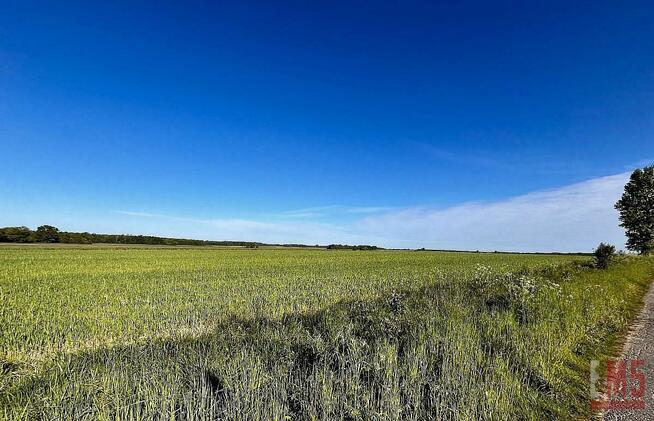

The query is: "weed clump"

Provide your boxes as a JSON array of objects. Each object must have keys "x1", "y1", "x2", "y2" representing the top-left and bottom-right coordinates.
[{"x1": 593, "y1": 242, "x2": 616, "y2": 269}]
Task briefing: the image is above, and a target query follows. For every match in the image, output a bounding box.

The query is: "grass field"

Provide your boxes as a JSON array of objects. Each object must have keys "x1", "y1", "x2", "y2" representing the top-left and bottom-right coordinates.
[{"x1": 1, "y1": 247, "x2": 653, "y2": 420}]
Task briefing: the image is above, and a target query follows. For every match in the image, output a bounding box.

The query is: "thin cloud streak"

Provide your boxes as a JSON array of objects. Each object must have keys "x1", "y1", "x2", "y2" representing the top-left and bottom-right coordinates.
[
  {"x1": 112, "y1": 209, "x2": 380, "y2": 245},
  {"x1": 278, "y1": 205, "x2": 393, "y2": 218},
  {"x1": 415, "y1": 143, "x2": 503, "y2": 168},
  {"x1": 345, "y1": 207, "x2": 395, "y2": 214},
  {"x1": 113, "y1": 210, "x2": 159, "y2": 218}
]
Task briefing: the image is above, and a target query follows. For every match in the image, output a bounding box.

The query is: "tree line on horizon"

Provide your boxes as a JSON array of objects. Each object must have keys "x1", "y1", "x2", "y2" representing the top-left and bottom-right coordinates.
[
  {"x1": 0, "y1": 225, "x2": 263, "y2": 247},
  {"x1": 0, "y1": 225, "x2": 381, "y2": 250}
]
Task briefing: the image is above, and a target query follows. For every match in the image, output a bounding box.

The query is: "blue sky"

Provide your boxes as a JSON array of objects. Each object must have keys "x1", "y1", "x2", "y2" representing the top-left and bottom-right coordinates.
[{"x1": 1, "y1": 1, "x2": 653, "y2": 251}]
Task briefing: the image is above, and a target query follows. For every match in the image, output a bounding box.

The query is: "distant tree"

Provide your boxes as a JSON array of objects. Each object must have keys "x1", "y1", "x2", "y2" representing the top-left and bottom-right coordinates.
[
  {"x1": 593, "y1": 242, "x2": 615, "y2": 269},
  {"x1": 615, "y1": 166, "x2": 654, "y2": 254},
  {"x1": 0, "y1": 226, "x2": 33, "y2": 243},
  {"x1": 35, "y1": 225, "x2": 60, "y2": 243},
  {"x1": 327, "y1": 244, "x2": 378, "y2": 250}
]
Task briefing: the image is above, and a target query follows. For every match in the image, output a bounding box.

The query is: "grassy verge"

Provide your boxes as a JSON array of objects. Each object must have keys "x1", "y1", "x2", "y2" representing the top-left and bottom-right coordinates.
[{"x1": 1, "y1": 254, "x2": 653, "y2": 420}]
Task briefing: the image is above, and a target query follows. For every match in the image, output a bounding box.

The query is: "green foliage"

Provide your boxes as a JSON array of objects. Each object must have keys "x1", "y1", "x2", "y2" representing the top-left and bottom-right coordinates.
[
  {"x1": 0, "y1": 248, "x2": 651, "y2": 420},
  {"x1": 326, "y1": 244, "x2": 380, "y2": 250},
  {"x1": 593, "y1": 242, "x2": 616, "y2": 269},
  {"x1": 0, "y1": 226, "x2": 34, "y2": 243},
  {"x1": 35, "y1": 225, "x2": 60, "y2": 243},
  {"x1": 0, "y1": 225, "x2": 272, "y2": 248},
  {"x1": 615, "y1": 165, "x2": 654, "y2": 254}
]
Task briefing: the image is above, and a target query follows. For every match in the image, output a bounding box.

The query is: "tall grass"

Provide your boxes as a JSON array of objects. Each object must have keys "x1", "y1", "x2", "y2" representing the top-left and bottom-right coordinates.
[{"x1": 0, "y1": 248, "x2": 652, "y2": 419}]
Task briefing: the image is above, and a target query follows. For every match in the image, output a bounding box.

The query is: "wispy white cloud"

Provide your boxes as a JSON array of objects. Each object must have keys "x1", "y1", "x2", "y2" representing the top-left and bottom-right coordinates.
[
  {"x1": 278, "y1": 205, "x2": 393, "y2": 218},
  {"x1": 278, "y1": 206, "x2": 342, "y2": 218},
  {"x1": 415, "y1": 142, "x2": 502, "y2": 168},
  {"x1": 112, "y1": 172, "x2": 630, "y2": 252},
  {"x1": 345, "y1": 206, "x2": 395, "y2": 214},
  {"x1": 355, "y1": 172, "x2": 629, "y2": 252},
  {"x1": 111, "y1": 209, "x2": 377, "y2": 245},
  {"x1": 199, "y1": 219, "x2": 370, "y2": 245},
  {"x1": 113, "y1": 210, "x2": 159, "y2": 218},
  {"x1": 411, "y1": 141, "x2": 604, "y2": 177}
]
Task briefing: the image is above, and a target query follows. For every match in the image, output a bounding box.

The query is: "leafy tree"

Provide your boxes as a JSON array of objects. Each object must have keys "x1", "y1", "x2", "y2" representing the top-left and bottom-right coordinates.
[
  {"x1": 35, "y1": 225, "x2": 60, "y2": 243},
  {"x1": 593, "y1": 242, "x2": 615, "y2": 269},
  {"x1": 326, "y1": 244, "x2": 379, "y2": 250},
  {"x1": 0, "y1": 226, "x2": 33, "y2": 243},
  {"x1": 615, "y1": 166, "x2": 654, "y2": 254}
]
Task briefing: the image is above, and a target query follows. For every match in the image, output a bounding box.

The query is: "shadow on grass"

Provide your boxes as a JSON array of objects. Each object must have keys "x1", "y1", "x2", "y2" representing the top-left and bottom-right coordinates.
[{"x1": 5, "y1": 260, "x2": 643, "y2": 420}]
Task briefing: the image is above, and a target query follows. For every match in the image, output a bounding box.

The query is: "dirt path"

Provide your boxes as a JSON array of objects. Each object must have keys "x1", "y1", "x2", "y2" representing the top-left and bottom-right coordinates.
[{"x1": 602, "y1": 281, "x2": 654, "y2": 420}]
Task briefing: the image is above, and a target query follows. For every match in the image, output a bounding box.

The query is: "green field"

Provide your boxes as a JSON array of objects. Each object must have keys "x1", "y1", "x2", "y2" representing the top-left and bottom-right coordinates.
[{"x1": 1, "y1": 247, "x2": 653, "y2": 420}]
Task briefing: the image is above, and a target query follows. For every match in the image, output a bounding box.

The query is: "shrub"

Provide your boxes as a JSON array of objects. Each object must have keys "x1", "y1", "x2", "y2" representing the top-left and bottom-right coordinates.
[{"x1": 593, "y1": 243, "x2": 615, "y2": 269}]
